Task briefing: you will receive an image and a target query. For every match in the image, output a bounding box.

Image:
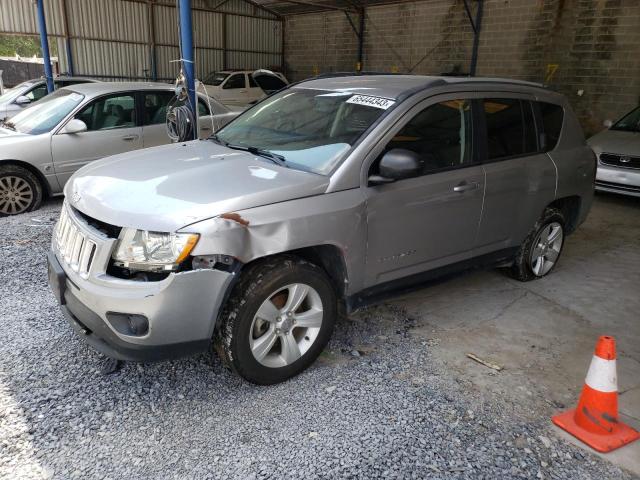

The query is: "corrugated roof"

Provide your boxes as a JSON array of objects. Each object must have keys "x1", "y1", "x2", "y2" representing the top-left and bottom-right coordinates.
[{"x1": 252, "y1": 0, "x2": 416, "y2": 16}]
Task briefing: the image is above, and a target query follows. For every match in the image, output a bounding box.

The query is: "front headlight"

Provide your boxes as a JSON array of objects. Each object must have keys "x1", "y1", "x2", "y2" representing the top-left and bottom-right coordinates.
[{"x1": 112, "y1": 228, "x2": 199, "y2": 272}]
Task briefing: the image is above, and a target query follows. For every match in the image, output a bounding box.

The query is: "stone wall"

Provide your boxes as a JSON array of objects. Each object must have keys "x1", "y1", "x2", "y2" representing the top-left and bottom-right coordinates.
[{"x1": 284, "y1": 0, "x2": 640, "y2": 135}]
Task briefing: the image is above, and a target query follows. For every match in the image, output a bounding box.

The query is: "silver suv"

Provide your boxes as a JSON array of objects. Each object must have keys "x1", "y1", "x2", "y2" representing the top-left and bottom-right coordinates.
[{"x1": 47, "y1": 75, "x2": 595, "y2": 384}]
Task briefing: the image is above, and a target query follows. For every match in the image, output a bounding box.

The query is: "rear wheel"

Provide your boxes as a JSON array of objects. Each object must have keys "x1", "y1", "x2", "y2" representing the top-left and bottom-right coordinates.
[
  {"x1": 0, "y1": 165, "x2": 43, "y2": 216},
  {"x1": 215, "y1": 256, "x2": 336, "y2": 384},
  {"x1": 510, "y1": 207, "x2": 565, "y2": 281}
]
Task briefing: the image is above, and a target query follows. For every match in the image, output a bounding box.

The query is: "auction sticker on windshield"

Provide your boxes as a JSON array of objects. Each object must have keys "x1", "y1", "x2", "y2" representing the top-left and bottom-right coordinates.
[{"x1": 346, "y1": 95, "x2": 395, "y2": 110}]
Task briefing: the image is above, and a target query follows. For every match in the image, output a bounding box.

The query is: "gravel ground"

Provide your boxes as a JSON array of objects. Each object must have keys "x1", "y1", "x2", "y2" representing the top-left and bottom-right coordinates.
[{"x1": 0, "y1": 199, "x2": 635, "y2": 480}]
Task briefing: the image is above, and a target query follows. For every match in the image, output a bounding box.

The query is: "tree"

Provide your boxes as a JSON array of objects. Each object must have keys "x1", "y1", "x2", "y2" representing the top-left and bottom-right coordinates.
[{"x1": 0, "y1": 35, "x2": 43, "y2": 58}]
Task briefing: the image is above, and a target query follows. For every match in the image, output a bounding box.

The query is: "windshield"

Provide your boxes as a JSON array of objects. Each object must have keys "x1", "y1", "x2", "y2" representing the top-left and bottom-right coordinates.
[
  {"x1": 7, "y1": 90, "x2": 84, "y2": 135},
  {"x1": 204, "y1": 72, "x2": 229, "y2": 86},
  {"x1": 215, "y1": 88, "x2": 393, "y2": 174},
  {"x1": 611, "y1": 106, "x2": 640, "y2": 132},
  {"x1": 0, "y1": 81, "x2": 35, "y2": 104}
]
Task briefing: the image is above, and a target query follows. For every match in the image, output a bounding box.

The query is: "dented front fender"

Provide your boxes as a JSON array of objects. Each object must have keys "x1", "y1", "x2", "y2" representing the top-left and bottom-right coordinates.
[{"x1": 182, "y1": 188, "x2": 368, "y2": 294}]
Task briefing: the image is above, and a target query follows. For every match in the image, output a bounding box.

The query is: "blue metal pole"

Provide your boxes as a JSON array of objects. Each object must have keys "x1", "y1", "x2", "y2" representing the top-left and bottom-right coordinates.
[
  {"x1": 36, "y1": 0, "x2": 55, "y2": 93},
  {"x1": 178, "y1": 0, "x2": 196, "y2": 137}
]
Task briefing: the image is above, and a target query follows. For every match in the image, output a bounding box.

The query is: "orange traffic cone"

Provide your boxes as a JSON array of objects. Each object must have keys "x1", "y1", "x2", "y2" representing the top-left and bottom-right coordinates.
[{"x1": 552, "y1": 336, "x2": 640, "y2": 452}]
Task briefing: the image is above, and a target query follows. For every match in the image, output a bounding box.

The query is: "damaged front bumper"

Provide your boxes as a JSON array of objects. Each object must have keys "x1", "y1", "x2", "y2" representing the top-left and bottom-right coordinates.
[
  {"x1": 48, "y1": 251, "x2": 234, "y2": 361},
  {"x1": 47, "y1": 206, "x2": 235, "y2": 361}
]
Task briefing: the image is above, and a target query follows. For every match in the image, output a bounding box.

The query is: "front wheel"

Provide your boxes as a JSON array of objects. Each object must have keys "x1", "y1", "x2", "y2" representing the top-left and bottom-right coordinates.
[
  {"x1": 215, "y1": 256, "x2": 337, "y2": 385},
  {"x1": 0, "y1": 165, "x2": 43, "y2": 216},
  {"x1": 510, "y1": 207, "x2": 565, "y2": 282}
]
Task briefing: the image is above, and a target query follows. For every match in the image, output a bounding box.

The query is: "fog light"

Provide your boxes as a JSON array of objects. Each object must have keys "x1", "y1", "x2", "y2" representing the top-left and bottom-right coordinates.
[{"x1": 106, "y1": 312, "x2": 149, "y2": 336}]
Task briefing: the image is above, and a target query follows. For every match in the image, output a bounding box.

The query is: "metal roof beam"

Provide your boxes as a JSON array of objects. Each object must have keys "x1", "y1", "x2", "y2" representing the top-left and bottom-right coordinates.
[
  {"x1": 238, "y1": 0, "x2": 284, "y2": 18},
  {"x1": 122, "y1": 0, "x2": 282, "y2": 20},
  {"x1": 274, "y1": 0, "x2": 358, "y2": 13}
]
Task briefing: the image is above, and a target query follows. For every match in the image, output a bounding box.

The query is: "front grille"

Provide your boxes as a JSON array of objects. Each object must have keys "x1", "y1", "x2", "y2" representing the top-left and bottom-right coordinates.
[
  {"x1": 599, "y1": 153, "x2": 640, "y2": 170},
  {"x1": 73, "y1": 208, "x2": 121, "y2": 238},
  {"x1": 595, "y1": 180, "x2": 640, "y2": 193},
  {"x1": 55, "y1": 206, "x2": 98, "y2": 278}
]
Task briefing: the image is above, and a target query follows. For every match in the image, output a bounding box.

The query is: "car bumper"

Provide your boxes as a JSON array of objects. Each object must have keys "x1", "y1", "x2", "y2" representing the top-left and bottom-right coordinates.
[
  {"x1": 48, "y1": 250, "x2": 235, "y2": 362},
  {"x1": 596, "y1": 164, "x2": 640, "y2": 197}
]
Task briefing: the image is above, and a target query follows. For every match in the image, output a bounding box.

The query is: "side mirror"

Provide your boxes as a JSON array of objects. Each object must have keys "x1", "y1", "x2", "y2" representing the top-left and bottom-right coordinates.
[
  {"x1": 603, "y1": 119, "x2": 613, "y2": 129},
  {"x1": 368, "y1": 149, "x2": 422, "y2": 186},
  {"x1": 15, "y1": 95, "x2": 31, "y2": 105},
  {"x1": 61, "y1": 119, "x2": 87, "y2": 134}
]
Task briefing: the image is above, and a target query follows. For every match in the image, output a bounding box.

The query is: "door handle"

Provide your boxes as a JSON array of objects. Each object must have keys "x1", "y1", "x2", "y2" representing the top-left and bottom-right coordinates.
[
  {"x1": 453, "y1": 181, "x2": 479, "y2": 193},
  {"x1": 201, "y1": 126, "x2": 212, "y2": 131},
  {"x1": 121, "y1": 134, "x2": 139, "y2": 141}
]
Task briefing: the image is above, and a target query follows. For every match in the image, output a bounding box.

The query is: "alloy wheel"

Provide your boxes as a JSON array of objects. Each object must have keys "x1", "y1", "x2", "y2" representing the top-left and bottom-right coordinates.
[
  {"x1": 0, "y1": 176, "x2": 34, "y2": 215},
  {"x1": 530, "y1": 221, "x2": 563, "y2": 276},
  {"x1": 249, "y1": 283, "x2": 324, "y2": 368}
]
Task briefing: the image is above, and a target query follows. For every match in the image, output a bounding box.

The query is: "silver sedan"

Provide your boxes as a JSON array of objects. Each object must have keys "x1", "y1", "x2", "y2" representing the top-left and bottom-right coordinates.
[
  {"x1": 588, "y1": 106, "x2": 640, "y2": 197},
  {"x1": 0, "y1": 82, "x2": 241, "y2": 215},
  {"x1": 0, "y1": 76, "x2": 99, "y2": 120}
]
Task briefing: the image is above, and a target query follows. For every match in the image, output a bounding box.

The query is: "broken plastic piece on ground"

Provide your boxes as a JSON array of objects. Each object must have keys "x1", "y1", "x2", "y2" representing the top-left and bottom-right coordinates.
[{"x1": 466, "y1": 352, "x2": 504, "y2": 371}]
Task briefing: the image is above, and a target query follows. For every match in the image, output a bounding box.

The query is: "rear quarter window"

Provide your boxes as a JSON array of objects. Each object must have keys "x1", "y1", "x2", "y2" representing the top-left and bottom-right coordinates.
[{"x1": 537, "y1": 102, "x2": 564, "y2": 151}]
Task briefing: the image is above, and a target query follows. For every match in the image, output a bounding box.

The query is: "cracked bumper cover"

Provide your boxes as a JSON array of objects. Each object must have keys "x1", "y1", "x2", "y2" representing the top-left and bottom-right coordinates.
[{"x1": 48, "y1": 251, "x2": 235, "y2": 362}]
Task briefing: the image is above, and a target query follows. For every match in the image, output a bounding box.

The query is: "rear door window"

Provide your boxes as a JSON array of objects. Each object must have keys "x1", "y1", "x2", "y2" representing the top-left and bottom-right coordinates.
[
  {"x1": 482, "y1": 98, "x2": 538, "y2": 160},
  {"x1": 537, "y1": 102, "x2": 564, "y2": 151},
  {"x1": 198, "y1": 99, "x2": 211, "y2": 117},
  {"x1": 142, "y1": 91, "x2": 174, "y2": 125}
]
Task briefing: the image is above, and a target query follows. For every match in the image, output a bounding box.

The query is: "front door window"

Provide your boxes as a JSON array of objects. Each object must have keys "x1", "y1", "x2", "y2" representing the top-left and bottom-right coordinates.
[
  {"x1": 76, "y1": 94, "x2": 136, "y2": 131},
  {"x1": 371, "y1": 99, "x2": 473, "y2": 177}
]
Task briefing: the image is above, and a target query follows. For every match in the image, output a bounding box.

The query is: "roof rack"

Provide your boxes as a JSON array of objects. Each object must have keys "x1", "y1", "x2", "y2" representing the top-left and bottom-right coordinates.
[
  {"x1": 310, "y1": 72, "x2": 544, "y2": 87},
  {"x1": 448, "y1": 77, "x2": 546, "y2": 88}
]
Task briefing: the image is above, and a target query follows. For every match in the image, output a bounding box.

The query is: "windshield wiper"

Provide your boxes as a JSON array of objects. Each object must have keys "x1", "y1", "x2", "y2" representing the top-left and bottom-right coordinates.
[
  {"x1": 226, "y1": 143, "x2": 286, "y2": 166},
  {"x1": 210, "y1": 135, "x2": 286, "y2": 166},
  {"x1": 209, "y1": 133, "x2": 227, "y2": 146}
]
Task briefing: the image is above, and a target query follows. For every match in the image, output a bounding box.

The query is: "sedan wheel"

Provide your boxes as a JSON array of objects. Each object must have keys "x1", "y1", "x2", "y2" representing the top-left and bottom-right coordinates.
[
  {"x1": 0, "y1": 175, "x2": 35, "y2": 215},
  {"x1": 529, "y1": 221, "x2": 564, "y2": 276},
  {"x1": 249, "y1": 283, "x2": 324, "y2": 368}
]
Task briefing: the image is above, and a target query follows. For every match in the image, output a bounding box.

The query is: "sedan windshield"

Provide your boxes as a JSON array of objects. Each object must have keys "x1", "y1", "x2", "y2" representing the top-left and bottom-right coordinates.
[
  {"x1": 204, "y1": 72, "x2": 229, "y2": 86},
  {"x1": 611, "y1": 106, "x2": 640, "y2": 132},
  {"x1": 215, "y1": 89, "x2": 392, "y2": 174},
  {"x1": 7, "y1": 90, "x2": 84, "y2": 135}
]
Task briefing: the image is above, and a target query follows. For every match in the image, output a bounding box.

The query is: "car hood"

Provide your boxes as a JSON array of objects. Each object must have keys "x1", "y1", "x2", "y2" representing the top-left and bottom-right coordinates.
[
  {"x1": 0, "y1": 127, "x2": 31, "y2": 139},
  {"x1": 587, "y1": 129, "x2": 640, "y2": 156},
  {"x1": 66, "y1": 140, "x2": 329, "y2": 232},
  {"x1": 0, "y1": 128, "x2": 46, "y2": 152}
]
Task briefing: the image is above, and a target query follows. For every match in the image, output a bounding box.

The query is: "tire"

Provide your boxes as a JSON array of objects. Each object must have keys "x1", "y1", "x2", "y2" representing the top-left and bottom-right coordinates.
[
  {"x1": 510, "y1": 207, "x2": 566, "y2": 282},
  {"x1": 215, "y1": 256, "x2": 337, "y2": 385},
  {"x1": 0, "y1": 165, "x2": 43, "y2": 216}
]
